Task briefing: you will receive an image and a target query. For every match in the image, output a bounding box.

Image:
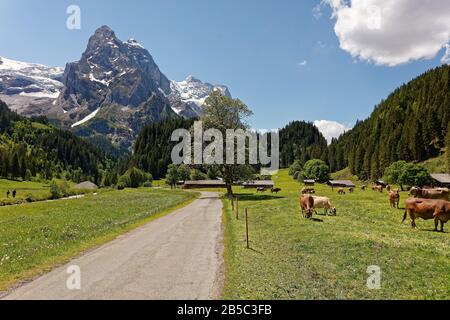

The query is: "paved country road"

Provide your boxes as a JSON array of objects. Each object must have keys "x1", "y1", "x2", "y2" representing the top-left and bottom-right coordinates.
[{"x1": 3, "y1": 192, "x2": 224, "y2": 300}]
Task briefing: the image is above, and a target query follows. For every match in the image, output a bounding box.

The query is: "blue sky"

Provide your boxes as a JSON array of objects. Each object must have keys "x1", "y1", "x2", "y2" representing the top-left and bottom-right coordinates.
[{"x1": 0, "y1": 0, "x2": 448, "y2": 138}]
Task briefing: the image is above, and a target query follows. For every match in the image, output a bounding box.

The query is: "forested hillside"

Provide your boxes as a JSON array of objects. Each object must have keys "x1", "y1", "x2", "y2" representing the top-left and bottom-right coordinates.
[
  {"x1": 279, "y1": 121, "x2": 328, "y2": 168},
  {"x1": 0, "y1": 100, "x2": 111, "y2": 183},
  {"x1": 131, "y1": 117, "x2": 196, "y2": 179},
  {"x1": 327, "y1": 65, "x2": 450, "y2": 180}
]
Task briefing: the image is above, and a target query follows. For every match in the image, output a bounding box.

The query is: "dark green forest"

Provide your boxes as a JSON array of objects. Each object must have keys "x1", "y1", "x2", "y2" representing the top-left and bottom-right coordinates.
[
  {"x1": 131, "y1": 117, "x2": 196, "y2": 179},
  {"x1": 0, "y1": 100, "x2": 111, "y2": 183},
  {"x1": 279, "y1": 121, "x2": 328, "y2": 168},
  {"x1": 327, "y1": 65, "x2": 450, "y2": 180}
]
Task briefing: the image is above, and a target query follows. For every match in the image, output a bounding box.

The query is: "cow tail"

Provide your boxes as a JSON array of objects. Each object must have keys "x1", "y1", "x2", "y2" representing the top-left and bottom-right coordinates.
[{"x1": 402, "y1": 210, "x2": 407, "y2": 223}]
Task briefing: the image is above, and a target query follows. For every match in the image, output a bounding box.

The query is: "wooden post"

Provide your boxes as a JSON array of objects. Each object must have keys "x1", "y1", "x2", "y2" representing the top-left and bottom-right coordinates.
[
  {"x1": 245, "y1": 208, "x2": 249, "y2": 249},
  {"x1": 236, "y1": 197, "x2": 239, "y2": 220},
  {"x1": 231, "y1": 198, "x2": 234, "y2": 211}
]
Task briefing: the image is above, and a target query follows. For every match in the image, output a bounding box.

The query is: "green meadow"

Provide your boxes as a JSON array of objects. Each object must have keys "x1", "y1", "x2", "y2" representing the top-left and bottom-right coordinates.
[
  {"x1": 222, "y1": 169, "x2": 450, "y2": 299},
  {"x1": 0, "y1": 188, "x2": 197, "y2": 292}
]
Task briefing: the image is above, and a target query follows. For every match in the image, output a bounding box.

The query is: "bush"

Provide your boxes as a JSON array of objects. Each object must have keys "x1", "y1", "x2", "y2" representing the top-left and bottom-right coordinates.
[
  {"x1": 143, "y1": 181, "x2": 153, "y2": 188},
  {"x1": 191, "y1": 169, "x2": 208, "y2": 181},
  {"x1": 289, "y1": 160, "x2": 303, "y2": 176},
  {"x1": 126, "y1": 167, "x2": 151, "y2": 188},
  {"x1": 117, "y1": 174, "x2": 132, "y2": 189},
  {"x1": 50, "y1": 180, "x2": 62, "y2": 199},
  {"x1": 301, "y1": 159, "x2": 330, "y2": 183}
]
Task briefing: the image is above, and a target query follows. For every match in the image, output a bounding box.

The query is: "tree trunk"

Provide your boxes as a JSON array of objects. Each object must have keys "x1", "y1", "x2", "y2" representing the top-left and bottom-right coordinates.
[{"x1": 226, "y1": 183, "x2": 234, "y2": 197}]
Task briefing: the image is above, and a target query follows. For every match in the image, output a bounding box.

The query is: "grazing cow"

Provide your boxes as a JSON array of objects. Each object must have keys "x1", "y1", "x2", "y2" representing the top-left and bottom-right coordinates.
[
  {"x1": 271, "y1": 187, "x2": 281, "y2": 194},
  {"x1": 349, "y1": 188, "x2": 354, "y2": 194},
  {"x1": 434, "y1": 205, "x2": 450, "y2": 233},
  {"x1": 337, "y1": 188, "x2": 346, "y2": 195},
  {"x1": 300, "y1": 194, "x2": 314, "y2": 218},
  {"x1": 388, "y1": 190, "x2": 400, "y2": 208},
  {"x1": 403, "y1": 198, "x2": 450, "y2": 231},
  {"x1": 301, "y1": 187, "x2": 315, "y2": 194},
  {"x1": 256, "y1": 187, "x2": 267, "y2": 193},
  {"x1": 409, "y1": 187, "x2": 449, "y2": 201},
  {"x1": 312, "y1": 196, "x2": 337, "y2": 216},
  {"x1": 361, "y1": 185, "x2": 367, "y2": 191},
  {"x1": 373, "y1": 185, "x2": 384, "y2": 193}
]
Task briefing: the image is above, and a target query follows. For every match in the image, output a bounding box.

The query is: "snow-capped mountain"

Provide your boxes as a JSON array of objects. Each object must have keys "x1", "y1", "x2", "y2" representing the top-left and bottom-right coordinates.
[
  {"x1": 0, "y1": 56, "x2": 63, "y2": 114},
  {"x1": 0, "y1": 25, "x2": 231, "y2": 150},
  {"x1": 169, "y1": 75, "x2": 231, "y2": 117}
]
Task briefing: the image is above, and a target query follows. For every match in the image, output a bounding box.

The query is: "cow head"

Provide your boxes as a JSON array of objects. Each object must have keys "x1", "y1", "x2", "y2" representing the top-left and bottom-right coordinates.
[{"x1": 330, "y1": 207, "x2": 337, "y2": 215}]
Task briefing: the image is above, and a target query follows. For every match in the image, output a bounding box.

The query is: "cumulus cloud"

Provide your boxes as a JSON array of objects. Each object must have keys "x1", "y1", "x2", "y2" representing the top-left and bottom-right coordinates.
[
  {"x1": 322, "y1": 0, "x2": 450, "y2": 66},
  {"x1": 442, "y1": 44, "x2": 450, "y2": 65},
  {"x1": 314, "y1": 120, "x2": 351, "y2": 144}
]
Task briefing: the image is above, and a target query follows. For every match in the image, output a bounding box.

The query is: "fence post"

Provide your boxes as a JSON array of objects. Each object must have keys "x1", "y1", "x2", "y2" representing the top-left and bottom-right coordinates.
[
  {"x1": 231, "y1": 198, "x2": 234, "y2": 211},
  {"x1": 245, "y1": 208, "x2": 249, "y2": 249},
  {"x1": 236, "y1": 197, "x2": 239, "y2": 220}
]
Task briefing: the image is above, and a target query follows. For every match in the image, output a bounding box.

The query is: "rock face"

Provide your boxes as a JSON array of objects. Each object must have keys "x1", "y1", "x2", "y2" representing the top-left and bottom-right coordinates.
[
  {"x1": 0, "y1": 25, "x2": 231, "y2": 151},
  {"x1": 169, "y1": 75, "x2": 231, "y2": 118},
  {"x1": 0, "y1": 56, "x2": 63, "y2": 115}
]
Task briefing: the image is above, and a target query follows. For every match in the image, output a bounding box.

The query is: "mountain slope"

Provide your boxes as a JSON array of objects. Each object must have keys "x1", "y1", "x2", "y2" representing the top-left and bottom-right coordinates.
[
  {"x1": 327, "y1": 65, "x2": 450, "y2": 180},
  {"x1": 0, "y1": 57, "x2": 63, "y2": 115},
  {"x1": 1, "y1": 26, "x2": 231, "y2": 151},
  {"x1": 0, "y1": 99, "x2": 110, "y2": 183}
]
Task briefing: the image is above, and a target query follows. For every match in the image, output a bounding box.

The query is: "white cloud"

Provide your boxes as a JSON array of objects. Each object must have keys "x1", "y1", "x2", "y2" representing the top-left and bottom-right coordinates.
[
  {"x1": 323, "y1": 0, "x2": 450, "y2": 66},
  {"x1": 442, "y1": 44, "x2": 450, "y2": 65},
  {"x1": 297, "y1": 60, "x2": 307, "y2": 67},
  {"x1": 314, "y1": 120, "x2": 351, "y2": 144},
  {"x1": 312, "y1": 4, "x2": 323, "y2": 20}
]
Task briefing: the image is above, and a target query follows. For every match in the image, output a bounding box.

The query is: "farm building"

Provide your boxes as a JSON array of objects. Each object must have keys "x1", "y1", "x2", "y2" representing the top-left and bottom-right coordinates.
[
  {"x1": 304, "y1": 179, "x2": 315, "y2": 186},
  {"x1": 430, "y1": 174, "x2": 450, "y2": 187},
  {"x1": 183, "y1": 180, "x2": 226, "y2": 189},
  {"x1": 327, "y1": 180, "x2": 356, "y2": 190},
  {"x1": 242, "y1": 180, "x2": 274, "y2": 189}
]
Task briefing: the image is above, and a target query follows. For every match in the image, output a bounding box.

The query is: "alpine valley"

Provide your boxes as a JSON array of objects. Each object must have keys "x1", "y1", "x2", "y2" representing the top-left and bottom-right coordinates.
[{"x1": 0, "y1": 25, "x2": 231, "y2": 153}]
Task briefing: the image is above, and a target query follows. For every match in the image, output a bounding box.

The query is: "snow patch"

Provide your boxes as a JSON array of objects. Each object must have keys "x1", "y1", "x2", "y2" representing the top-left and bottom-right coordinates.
[{"x1": 71, "y1": 108, "x2": 100, "y2": 128}]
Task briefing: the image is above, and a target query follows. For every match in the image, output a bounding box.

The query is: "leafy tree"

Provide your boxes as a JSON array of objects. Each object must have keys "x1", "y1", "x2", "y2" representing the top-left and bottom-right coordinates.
[
  {"x1": 300, "y1": 159, "x2": 330, "y2": 183},
  {"x1": 398, "y1": 163, "x2": 432, "y2": 188},
  {"x1": 165, "y1": 164, "x2": 179, "y2": 189},
  {"x1": 117, "y1": 174, "x2": 132, "y2": 189},
  {"x1": 177, "y1": 164, "x2": 191, "y2": 182},
  {"x1": 191, "y1": 169, "x2": 208, "y2": 181},
  {"x1": 384, "y1": 161, "x2": 407, "y2": 190},
  {"x1": 201, "y1": 91, "x2": 253, "y2": 196},
  {"x1": 288, "y1": 160, "x2": 302, "y2": 176}
]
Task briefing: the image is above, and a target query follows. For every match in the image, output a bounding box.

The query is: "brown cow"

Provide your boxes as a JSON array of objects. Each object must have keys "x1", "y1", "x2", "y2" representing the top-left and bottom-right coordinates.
[
  {"x1": 373, "y1": 185, "x2": 384, "y2": 193},
  {"x1": 409, "y1": 187, "x2": 449, "y2": 201},
  {"x1": 271, "y1": 187, "x2": 281, "y2": 194},
  {"x1": 388, "y1": 190, "x2": 400, "y2": 208},
  {"x1": 434, "y1": 206, "x2": 450, "y2": 233},
  {"x1": 349, "y1": 187, "x2": 354, "y2": 194},
  {"x1": 301, "y1": 187, "x2": 315, "y2": 194},
  {"x1": 256, "y1": 187, "x2": 267, "y2": 193},
  {"x1": 300, "y1": 194, "x2": 314, "y2": 218},
  {"x1": 403, "y1": 198, "x2": 450, "y2": 231},
  {"x1": 337, "y1": 188, "x2": 346, "y2": 195}
]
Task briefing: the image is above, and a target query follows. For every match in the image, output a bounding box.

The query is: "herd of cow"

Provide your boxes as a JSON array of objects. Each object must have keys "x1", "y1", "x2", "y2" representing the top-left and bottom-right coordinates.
[{"x1": 299, "y1": 184, "x2": 450, "y2": 233}]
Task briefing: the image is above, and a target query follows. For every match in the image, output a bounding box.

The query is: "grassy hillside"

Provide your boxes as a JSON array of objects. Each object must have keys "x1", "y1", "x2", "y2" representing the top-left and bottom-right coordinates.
[
  {"x1": 421, "y1": 152, "x2": 448, "y2": 174},
  {"x1": 0, "y1": 188, "x2": 197, "y2": 292},
  {"x1": 222, "y1": 169, "x2": 449, "y2": 299}
]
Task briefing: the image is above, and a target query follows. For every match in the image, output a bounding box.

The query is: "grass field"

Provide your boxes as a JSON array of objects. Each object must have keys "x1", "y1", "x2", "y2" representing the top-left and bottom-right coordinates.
[
  {"x1": 0, "y1": 179, "x2": 57, "y2": 205},
  {"x1": 0, "y1": 188, "x2": 197, "y2": 292},
  {"x1": 222, "y1": 169, "x2": 450, "y2": 299}
]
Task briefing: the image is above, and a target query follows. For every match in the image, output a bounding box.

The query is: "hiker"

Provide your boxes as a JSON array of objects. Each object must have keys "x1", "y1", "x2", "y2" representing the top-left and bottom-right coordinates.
[
  {"x1": 12, "y1": 190, "x2": 16, "y2": 198},
  {"x1": 6, "y1": 190, "x2": 10, "y2": 198}
]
